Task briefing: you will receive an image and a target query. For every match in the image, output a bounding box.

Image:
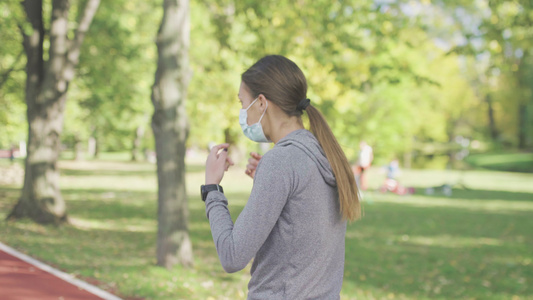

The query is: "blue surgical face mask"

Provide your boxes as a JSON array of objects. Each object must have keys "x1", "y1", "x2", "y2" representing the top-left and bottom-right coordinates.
[{"x1": 239, "y1": 97, "x2": 271, "y2": 143}]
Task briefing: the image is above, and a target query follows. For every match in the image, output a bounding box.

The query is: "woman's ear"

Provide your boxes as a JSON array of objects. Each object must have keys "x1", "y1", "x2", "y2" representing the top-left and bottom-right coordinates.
[{"x1": 258, "y1": 94, "x2": 268, "y2": 110}]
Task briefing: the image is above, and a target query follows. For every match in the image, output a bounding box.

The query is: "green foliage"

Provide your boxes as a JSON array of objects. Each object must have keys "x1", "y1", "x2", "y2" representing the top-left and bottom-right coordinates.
[
  {"x1": 437, "y1": 0, "x2": 533, "y2": 147},
  {"x1": 189, "y1": 0, "x2": 485, "y2": 161},
  {"x1": 1, "y1": 158, "x2": 532, "y2": 299},
  {"x1": 0, "y1": 0, "x2": 27, "y2": 148},
  {"x1": 57, "y1": 0, "x2": 159, "y2": 153},
  {"x1": 187, "y1": 1, "x2": 245, "y2": 148},
  {"x1": 1, "y1": 0, "x2": 530, "y2": 160}
]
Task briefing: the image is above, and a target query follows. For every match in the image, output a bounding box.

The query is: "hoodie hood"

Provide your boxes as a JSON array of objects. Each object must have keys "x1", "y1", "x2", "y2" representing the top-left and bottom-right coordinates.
[{"x1": 275, "y1": 129, "x2": 336, "y2": 187}]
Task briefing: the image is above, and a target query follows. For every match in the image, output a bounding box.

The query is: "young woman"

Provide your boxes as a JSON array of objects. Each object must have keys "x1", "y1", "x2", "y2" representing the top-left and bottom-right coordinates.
[{"x1": 202, "y1": 55, "x2": 361, "y2": 299}]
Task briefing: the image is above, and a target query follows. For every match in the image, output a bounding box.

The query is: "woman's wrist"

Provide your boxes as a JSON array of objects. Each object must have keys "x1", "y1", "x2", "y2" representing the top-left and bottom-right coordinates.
[{"x1": 205, "y1": 174, "x2": 220, "y2": 185}]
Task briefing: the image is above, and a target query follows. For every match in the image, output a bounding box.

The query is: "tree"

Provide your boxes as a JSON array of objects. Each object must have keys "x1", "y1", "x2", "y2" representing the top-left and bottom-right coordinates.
[
  {"x1": 483, "y1": 0, "x2": 533, "y2": 149},
  {"x1": 7, "y1": 0, "x2": 100, "y2": 224},
  {"x1": 151, "y1": 0, "x2": 193, "y2": 268},
  {"x1": 62, "y1": 0, "x2": 159, "y2": 160},
  {"x1": 435, "y1": 0, "x2": 533, "y2": 148}
]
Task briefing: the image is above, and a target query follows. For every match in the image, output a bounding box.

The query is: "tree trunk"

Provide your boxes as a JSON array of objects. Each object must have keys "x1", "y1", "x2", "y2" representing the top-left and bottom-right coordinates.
[
  {"x1": 131, "y1": 125, "x2": 145, "y2": 161},
  {"x1": 518, "y1": 104, "x2": 527, "y2": 149},
  {"x1": 485, "y1": 94, "x2": 498, "y2": 140},
  {"x1": 74, "y1": 133, "x2": 83, "y2": 160},
  {"x1": 88, "y1": 135, "x2": 99, "y2": 158},
  {"x1": 517, "y1": 51, "x2": 531, "y2": 149},
  {"x1": 151, "y1": 0, "x2": 193, "y2": 268},
  {"x1": 7, "y1": 0, "x2": 100, "y2": 224}
]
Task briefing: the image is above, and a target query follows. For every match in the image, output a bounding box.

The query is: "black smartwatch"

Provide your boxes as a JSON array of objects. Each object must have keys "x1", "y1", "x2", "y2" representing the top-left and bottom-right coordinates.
[{"x1": 201, "y1": 184, "x2": 224, "y2": 202}]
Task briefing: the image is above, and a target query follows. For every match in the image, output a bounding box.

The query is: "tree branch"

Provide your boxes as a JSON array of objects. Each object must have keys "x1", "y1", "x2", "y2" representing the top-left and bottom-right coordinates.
[
  {"x1": 17, "y1": 22, "x2": 28, "y2": 45},
  {"x1": 0, "y1": 51, "x2": 24, "y2": 89},
  {"x1": 65, "y1": 0, "x2": 100, "y2": 80}
]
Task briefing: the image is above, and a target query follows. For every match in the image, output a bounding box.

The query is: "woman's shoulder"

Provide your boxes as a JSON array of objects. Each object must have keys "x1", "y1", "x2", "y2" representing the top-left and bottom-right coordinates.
[
  {"x1": 260, "y1": 145, "x2": 295, "y2": 165},
  {"x1": 259, "y1": 144, "x2": 312, "y2": 174}
]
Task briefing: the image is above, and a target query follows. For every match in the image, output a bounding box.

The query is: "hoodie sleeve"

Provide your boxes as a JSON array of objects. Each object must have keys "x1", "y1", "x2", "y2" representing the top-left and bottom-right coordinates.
[{"x1": 205, "y1": 149, "x2": 293, "y2": 273}]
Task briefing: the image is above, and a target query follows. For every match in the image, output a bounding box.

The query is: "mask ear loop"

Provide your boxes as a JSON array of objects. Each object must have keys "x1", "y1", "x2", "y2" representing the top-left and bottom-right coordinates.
[
  {"x1": 244, "y1": 97, "x2": 259, "y2": 111},
  {"x1": 257, "y1": 100, "x2": 268, "y2": 123}
]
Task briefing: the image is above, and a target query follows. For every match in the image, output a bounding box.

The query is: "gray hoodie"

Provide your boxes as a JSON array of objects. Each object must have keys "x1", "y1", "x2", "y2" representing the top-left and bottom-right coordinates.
[{"x1": 205, "y1": 129, "x2": 346, "y2": 300}]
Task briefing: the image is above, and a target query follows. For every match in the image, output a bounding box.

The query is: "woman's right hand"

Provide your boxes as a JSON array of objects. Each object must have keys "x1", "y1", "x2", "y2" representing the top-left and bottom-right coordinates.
[
  {"x1": 245, "y1": 152, "x2": 262, "y2": 179},
  {"x1": 205, "y1": 143, "x2": 234, "y2": 185}
]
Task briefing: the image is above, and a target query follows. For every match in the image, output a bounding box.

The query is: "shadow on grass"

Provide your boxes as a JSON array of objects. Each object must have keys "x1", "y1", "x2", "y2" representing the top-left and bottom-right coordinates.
[
  {"x1": 0, "y1": 186, "x2": 20, "y2": 196},
  {"x1": 482, "y1": 162, "x2": 533, "y2": 173},
  {"x1": 465, "y1": 152, "x2": 533, "y2": 173},
  {"x1": 68, "y1": 199, "x2": 156, "y2": 220},
  {"x1": 0, "y1": 187, "x2": 20, "y2": 214}
]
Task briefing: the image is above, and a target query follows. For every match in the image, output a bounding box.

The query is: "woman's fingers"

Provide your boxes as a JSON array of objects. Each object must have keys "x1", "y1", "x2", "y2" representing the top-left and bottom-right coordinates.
[
  {"x1": 224, "y1": 156, "x2": 233, "y2": 171},
  {"x1": 250, "y1": 152, "x2": 262, "y2": 160},
  {"x1": 248, "y1": 157, "x2": 259, "y2": 167},
  {"x1": 210, "y1": 143, "x2": 230, "y2": 157},
  {"x1": 245, "y1": 168, "x2": 255, "y2": 179},
  {"x1": 227, "y1": 156, "x2": 235, "y2": 166},
  {"x1": 205, "y1": 143, "x2": 231, "y2": 185},
  {"x1": 244, "y1": 152, "x2": 262, "y2": 179}
]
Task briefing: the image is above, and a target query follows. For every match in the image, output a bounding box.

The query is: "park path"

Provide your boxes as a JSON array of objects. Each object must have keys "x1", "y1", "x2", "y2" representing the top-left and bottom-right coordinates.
[{"x1": 0, "y1": 242, "x2": 122, "y2": 300}]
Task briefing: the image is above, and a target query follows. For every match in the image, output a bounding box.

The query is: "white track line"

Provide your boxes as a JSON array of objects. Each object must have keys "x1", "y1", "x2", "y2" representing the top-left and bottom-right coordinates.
[{"x1": 0, "y1": 242, "x2": 122, "y2": 300}]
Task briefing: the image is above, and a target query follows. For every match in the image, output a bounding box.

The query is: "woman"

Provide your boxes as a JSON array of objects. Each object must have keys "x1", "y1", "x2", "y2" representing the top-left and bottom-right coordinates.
[{"x1": 202, "y1": 55, "x2": 361, "y2": 299}]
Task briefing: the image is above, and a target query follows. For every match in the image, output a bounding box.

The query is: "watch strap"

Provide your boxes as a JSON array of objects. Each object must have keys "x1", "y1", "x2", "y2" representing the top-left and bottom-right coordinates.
[{"x1": 201, "y1": 184, "x2": 224, "y2": 202}]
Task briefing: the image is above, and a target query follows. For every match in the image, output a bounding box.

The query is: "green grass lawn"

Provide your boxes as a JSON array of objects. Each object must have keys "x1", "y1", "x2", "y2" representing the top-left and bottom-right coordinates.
[
  {"x1": 465, "y1": 151, "x2": 533, "y2": 173},
  {"x1": 0, "y1": 156, "x2": 532, "y2": 300}
]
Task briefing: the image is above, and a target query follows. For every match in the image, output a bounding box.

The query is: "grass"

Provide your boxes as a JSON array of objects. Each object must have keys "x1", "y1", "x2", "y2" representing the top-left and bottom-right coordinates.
[
  {"x1": 0, "y1": 154, "x2": 532, "y2": 300},
  {"x1": 465, "y1": 151, "x2": 533, "y2": 173}
]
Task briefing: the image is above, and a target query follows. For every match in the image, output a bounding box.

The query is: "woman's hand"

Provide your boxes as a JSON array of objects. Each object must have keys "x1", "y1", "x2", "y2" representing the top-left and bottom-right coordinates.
[
  {"x1": 245, "y1": 152, "x2": 262, "y2": 179},
  {"x1": 205, "y1": 144, "x2": 234, "y2": 185}
]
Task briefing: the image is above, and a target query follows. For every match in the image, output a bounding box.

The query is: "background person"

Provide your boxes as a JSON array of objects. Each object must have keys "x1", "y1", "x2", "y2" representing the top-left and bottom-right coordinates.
[{"x1": 354, "y1": 141, "x2": 373, "y2": 190}]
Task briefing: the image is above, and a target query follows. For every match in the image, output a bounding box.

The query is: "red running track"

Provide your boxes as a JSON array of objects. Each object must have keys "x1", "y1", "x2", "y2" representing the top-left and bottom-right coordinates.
[{"x1": 0, "y1": 245, "x2": 120, "y2": 300}]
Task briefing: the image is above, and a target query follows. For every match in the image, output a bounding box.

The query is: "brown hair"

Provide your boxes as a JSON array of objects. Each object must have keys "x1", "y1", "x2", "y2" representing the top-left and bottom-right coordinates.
[{"x1": 242, "y1": 55, "x2": 362, "y2": 221}]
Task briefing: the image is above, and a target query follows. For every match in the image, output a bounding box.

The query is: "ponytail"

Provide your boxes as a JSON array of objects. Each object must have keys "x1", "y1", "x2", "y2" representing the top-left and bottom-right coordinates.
[
  {"x1": 305, "y1": 105, "x2": 362, "y2": 222},
  {"x1": 241, "y1": 55, "x2": 362, "y2": 221}
]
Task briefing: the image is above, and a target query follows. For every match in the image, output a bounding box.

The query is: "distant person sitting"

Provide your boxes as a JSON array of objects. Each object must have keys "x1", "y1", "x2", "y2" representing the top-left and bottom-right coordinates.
[
  {"x1": 353, "y1": 141, "x2": 373, "y2": 190},
  {"x1": 386, "y1": 158, "x2": 400, "y2": 180},
  {"x1": 380, "y1": 159, "x2": 414, "y2": 195}
]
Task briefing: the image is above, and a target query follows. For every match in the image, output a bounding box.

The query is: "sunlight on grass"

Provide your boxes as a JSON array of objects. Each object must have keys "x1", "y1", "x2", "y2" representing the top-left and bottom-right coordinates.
[
  {"x1": 364, "y1": 167, "x2": 533, "y2": 194},
  {"x1": 369, "y1": 192, "x2": 533, "y2": 213},
  {"x1": 403, "y1": 235, "x2": 503, "y2": 248},
  {"x1": 69, "y1": 217, "x2": 156, "y2": 232}
]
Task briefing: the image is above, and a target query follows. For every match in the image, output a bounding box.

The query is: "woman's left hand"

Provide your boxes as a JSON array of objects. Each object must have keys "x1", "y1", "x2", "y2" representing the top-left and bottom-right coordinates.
[{"x1": 205, "y1": 143, "x2": 234, "y2": 185}]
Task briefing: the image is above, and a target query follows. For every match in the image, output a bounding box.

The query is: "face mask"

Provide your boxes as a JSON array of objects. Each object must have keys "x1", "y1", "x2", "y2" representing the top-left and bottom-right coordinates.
[{"x1": 239, "y1": 97, "x2": 271, "y2": 143}]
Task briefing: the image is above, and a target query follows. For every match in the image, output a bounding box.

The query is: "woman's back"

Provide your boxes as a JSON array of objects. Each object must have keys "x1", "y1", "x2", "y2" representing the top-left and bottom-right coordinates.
[
  {"x1": 248, "y1": 129, "x2": 346, "y2": 299},
  {"x1": 206, "y1": 130, "x2": 346, "y2": 299}
]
